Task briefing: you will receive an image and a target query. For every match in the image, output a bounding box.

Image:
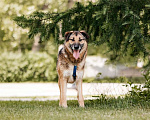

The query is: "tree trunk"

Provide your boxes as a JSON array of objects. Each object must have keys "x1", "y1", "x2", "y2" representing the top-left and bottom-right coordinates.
[
  {"x1": 31, "y1": 4, "x2": 50, "y2": 52},
  {"x1": 32, "y1": 34, "x2": 41, "y2": 52},
  {"x1": 58, "y1": 0, "x2": 74, "y2": 52},
  {"x1": 68, "y1": 0, "x2": 74, "y2": 9},
  {"x1": 59, "y1": 0, "x2": 74, "y2": 40}
]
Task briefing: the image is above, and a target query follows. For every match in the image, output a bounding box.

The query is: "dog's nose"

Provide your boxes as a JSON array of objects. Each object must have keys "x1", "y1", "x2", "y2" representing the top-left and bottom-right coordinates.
[{"x1": 74, "y1": 44, "x2": 79, "y2": 50}]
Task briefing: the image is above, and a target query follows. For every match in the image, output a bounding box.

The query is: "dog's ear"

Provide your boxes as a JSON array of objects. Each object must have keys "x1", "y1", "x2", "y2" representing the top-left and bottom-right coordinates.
[
  {"x1": 80, "y1": 30, "x2": 89, "y2": 40},
  {"x1": 65, "y1": 31, "x2": 73, "y2": 41}
]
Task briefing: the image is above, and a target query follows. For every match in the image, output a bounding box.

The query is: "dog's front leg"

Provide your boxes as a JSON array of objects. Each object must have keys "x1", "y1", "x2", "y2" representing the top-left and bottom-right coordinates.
[
  {"x1": 76, "y1": 80, "x2": 84, "y2": 107},
  {"x1": 59, "y1": 78, "x2": 67, "y2": 108}
]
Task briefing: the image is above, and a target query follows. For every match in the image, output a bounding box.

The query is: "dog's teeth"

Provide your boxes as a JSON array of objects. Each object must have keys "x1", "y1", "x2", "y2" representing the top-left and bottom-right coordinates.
[
  {"x1": 79, "y1": 46, "x2": 81, "y2": 50},
  {"x1": 72, "y1": 46, "x2": 74, "y2": 50}
]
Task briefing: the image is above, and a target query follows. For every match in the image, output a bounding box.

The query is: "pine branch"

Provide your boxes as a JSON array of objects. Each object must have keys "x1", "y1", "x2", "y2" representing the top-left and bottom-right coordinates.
[{"x1": 14, "y1": 0, "x2": 150, "y2": 58}]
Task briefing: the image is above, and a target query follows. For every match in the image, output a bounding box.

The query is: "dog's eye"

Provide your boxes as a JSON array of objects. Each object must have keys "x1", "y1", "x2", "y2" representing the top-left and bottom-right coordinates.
[
  {"x1": 79, "y1": 39, "x2": 85, "y2": 42},
  {"x1": 69, "y1": 38, "x2": 75, "y2": 41}
]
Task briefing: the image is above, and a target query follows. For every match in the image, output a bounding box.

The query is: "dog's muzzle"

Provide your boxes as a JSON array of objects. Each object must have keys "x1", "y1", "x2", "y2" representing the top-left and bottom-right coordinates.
[
  {"x1": 74, "y1": 44, "x2": 79, "y2": 50},
  {"x1": 70, "y1": 43, "x2": 84, "y2": 52}
]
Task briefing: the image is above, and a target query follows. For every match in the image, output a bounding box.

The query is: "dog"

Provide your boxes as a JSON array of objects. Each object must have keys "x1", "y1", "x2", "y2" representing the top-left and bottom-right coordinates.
[{"x1": 57, "y1": 30, "x2": 89, "y2": 107}]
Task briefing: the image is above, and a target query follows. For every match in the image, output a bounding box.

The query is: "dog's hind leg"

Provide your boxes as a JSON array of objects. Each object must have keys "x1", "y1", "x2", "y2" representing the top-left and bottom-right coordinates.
[
  {"x1": 58, "y1": 78, "x2": 67, "y2": 108},
  {"x1": 76, "y1": 80, "x2": 84, "y2": 107}
]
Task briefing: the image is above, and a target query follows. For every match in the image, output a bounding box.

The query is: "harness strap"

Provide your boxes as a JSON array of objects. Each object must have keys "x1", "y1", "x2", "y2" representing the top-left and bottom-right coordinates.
[{"x1": 73, "y1": 65, "x2": 77, "y2": 80}]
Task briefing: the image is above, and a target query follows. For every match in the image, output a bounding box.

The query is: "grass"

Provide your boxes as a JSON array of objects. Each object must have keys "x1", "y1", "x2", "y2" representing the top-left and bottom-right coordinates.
[
  {"x1": 83, "y1": 77, "x2": 146, "y2": 83},
  {"x1": 0, "y1": 97, "x2": 149, "y2": 120}
]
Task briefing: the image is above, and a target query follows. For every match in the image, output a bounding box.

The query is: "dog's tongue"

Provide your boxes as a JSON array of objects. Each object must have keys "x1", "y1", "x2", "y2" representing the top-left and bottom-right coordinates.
[{"x1": 73, "y1": 50, "x2": 80, "y2": 60}]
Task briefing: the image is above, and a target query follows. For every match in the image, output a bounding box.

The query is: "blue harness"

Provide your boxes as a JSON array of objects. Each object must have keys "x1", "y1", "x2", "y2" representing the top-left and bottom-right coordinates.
[{"x1": 73, "y1": 66, "x2": 77, "y2": 80}]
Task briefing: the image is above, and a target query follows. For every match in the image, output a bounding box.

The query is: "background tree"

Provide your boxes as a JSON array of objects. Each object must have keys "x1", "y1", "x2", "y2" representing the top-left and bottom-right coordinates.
[
  {"x1": 0, "y1": 0, "x2": 68, "y2": 52},
  {"x1": 14, "y1": 0, "x2": 150, "y2": 63},
  {"x1": 0, "y1": 0, "x2": 71, "y2": 82}
]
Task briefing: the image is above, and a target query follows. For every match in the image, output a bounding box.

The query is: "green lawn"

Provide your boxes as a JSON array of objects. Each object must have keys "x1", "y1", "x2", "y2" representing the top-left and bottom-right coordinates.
[{"x1": 0, "y1": 97, "x2": 150, "y2": 120}]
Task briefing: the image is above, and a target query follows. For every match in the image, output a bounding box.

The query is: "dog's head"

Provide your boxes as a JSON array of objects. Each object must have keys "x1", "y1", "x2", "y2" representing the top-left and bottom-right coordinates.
[{"x1": 64, "y1": 31, "x2": 89, "y2": 60}]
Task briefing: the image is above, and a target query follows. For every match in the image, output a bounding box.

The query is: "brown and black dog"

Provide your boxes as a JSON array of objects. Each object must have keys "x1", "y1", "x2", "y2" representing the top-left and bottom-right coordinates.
[{"x1": 57, "y1": 31, "x2": 89, "y2": 107}]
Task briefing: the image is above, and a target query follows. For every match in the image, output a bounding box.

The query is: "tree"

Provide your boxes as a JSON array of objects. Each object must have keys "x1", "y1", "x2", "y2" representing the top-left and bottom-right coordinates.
[{"x1": 14, "y1": 0, "x2": 150, "y2": 60}]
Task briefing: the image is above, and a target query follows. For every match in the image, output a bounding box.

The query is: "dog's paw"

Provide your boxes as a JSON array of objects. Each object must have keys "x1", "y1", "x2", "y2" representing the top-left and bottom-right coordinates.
[
  {"x1": 59, "y1": 102, "x2": 68, "y2": 108},
  {"x1": 79, "y1": 104, "x2": 84, "y2": 108},
  {"x1": 59, "y1": 104, "x2": 68, "y2": 108}
]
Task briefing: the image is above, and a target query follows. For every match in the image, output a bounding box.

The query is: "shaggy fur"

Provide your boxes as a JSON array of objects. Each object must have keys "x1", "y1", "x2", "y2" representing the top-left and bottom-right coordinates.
[{"x1": 57, "y1": 31, "x2": 89, "y2": 107}]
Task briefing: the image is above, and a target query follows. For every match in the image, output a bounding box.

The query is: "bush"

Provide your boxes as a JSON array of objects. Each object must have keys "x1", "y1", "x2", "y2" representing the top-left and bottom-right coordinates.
[
  {"x1": 0, "y1": 52, "x2": 57, "y2": 82},
  {"x1": 125, "y1": 69, "x2": 150, "y2": 101}
]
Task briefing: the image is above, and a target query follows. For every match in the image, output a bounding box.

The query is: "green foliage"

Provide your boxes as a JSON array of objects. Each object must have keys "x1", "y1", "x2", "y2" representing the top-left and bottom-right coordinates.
[
  {"x1": 0, "y1": 52, "x2": 57, "y2": 82},
  {"x1": 143, "y1": 69, "x2": 150, "y2": 89},
  {"x1": 0, "y1": 0, "x2": 68, "y2": 51},
  {"x1": 14, "y1": 0, "x2": 150, "y2": 60},
  {"x1": 125, "y1": 69, "x2": 150, "y2": 101}
]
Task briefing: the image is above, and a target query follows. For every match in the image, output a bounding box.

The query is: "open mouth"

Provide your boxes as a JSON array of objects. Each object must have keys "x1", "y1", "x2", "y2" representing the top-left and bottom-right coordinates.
[
  {"x1": 70, "y1": 44, "x2": 83, "y2": 60},
  {"x1": 73, "y1": 50, "x2": 80, "y2": 60}
]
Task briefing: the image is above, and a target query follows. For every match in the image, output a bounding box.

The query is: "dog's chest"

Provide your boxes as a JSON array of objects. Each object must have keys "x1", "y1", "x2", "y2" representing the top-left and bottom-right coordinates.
[{"x1": 63, "y1": 65, "x2": 84, "y2": 83}]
